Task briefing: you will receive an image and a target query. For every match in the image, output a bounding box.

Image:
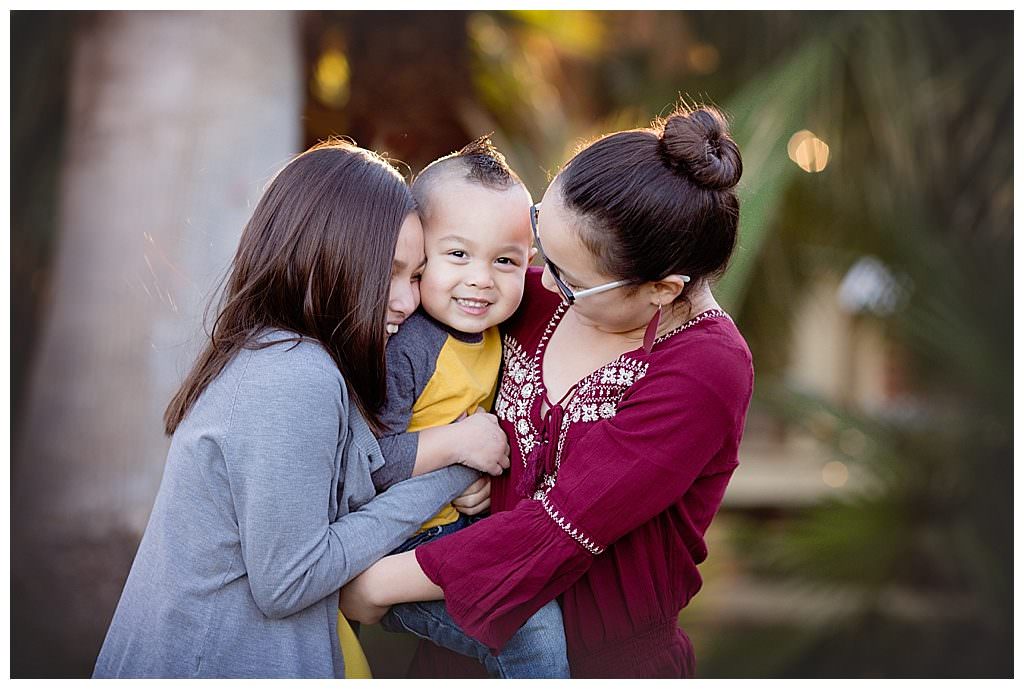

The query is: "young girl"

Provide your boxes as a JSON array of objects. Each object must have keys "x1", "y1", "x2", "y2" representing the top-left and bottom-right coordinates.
[
  {"x1": 340, "y1": 107, "x2": 755, "y2": 678},
  {"x1": 93, "y1": 141, "x2": 479, "y2": 678}
]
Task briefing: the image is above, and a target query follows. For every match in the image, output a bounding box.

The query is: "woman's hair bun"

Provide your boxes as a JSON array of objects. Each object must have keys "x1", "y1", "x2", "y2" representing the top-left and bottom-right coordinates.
[{"x1": 660, "y1": 107, "x2": 742, "y2": 191}]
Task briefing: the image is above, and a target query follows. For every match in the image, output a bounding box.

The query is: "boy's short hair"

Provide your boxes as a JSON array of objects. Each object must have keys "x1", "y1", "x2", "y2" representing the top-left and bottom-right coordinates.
[{"x1": 412, "y1": 135, "x2": 523, "y2": 217}]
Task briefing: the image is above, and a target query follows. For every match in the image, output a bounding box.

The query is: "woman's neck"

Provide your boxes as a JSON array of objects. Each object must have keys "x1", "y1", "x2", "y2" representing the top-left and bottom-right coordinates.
[{"x1": 663, "y1": 281, "x2": 721, "y2": 331}]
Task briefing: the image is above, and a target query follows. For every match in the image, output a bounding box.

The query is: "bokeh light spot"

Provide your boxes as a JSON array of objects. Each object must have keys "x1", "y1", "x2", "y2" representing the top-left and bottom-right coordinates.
[
  {"x1": 312, "y1": 48, "x2": 350, "y2": 109},
  {"x1": 787, "y1": 129, "x2": 830, "y2": 173},
  {"x1": 838, "y1": 427, "x2": 867, "y2": 457},
  {"x1": 687, "y1": 43, "x2": 720, "y2": 74},
  {"x1": 822, "y1": 461, "x2": 849, "y2": 488},
  {"x1": 469, "y1": 13, "x2": 509, "y2": 58}
]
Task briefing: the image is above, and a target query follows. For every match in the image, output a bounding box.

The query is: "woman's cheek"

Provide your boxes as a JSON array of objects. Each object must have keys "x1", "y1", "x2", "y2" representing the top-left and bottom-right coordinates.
[{"x1": 539, "y1": 266, "x2": 559, "y2": 295}]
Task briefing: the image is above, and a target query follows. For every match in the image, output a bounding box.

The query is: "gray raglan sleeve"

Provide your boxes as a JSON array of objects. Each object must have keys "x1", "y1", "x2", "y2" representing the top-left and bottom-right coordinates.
[
  {"x1": 223, "y1": 343, "x2": 475, "y2": 620},
  {"x1": 372, "y1": 314, "x2": 445, "y2": 491}
]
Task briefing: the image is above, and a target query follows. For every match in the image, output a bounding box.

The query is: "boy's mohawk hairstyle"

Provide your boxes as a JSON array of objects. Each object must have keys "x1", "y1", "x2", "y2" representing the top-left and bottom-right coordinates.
[
  {"x1": 454, "y1": 134, "x2": 519, "y2": 189},
  {"x1": 412, "y1": 134, "x2": 523, "y2": 216}
]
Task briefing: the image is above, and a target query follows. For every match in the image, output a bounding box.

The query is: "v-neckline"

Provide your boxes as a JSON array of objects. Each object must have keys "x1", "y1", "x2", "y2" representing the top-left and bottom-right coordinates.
[
  {"x1": 535, "y1": 301, "x2": 571, "y2": 420},
  {"x1": 535, "y1": 302, "x2": 640, "y2": 420}
]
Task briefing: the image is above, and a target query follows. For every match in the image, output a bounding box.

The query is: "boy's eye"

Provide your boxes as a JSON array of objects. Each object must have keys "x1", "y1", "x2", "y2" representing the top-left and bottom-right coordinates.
[
  {"x1": 495, "y1": 257, "x2": 517, "y2": 266},
  {"x1": 448, "y1": 250, "x2": 467, "y2": 259}
]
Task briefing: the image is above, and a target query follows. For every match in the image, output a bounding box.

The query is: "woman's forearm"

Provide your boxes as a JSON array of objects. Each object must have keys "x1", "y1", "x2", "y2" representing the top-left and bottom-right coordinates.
[
  {"x1": 367, "y1": 550, "x2": 443, "y2": 606},
  {"x1": 341, "y1": 549, "x2": 444, "y2": 624}
]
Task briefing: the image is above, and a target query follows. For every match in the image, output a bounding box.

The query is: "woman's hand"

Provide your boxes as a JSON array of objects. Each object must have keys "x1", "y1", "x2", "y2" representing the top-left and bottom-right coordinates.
[
  {"x1": 452, "y1": 476, "x2": 491, "y2": 515},
  {"x1": 339, "y1": 567, "x2": 390, "y2": 625},
  {"x1": 452, "y1": 408, "x2": 510, "y2": 477}
]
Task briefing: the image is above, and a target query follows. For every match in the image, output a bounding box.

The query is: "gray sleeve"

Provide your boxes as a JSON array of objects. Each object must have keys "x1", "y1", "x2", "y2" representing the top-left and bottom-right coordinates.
[
  {"x1": 372, "y1": 313, "x2": 446, "y2": 491},
  {"x1": 223, "y1": 342, "x2": 476, "y2": 620}
]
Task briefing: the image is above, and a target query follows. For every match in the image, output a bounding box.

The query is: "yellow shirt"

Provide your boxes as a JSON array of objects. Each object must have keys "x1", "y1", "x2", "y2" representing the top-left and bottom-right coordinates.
[
  {"x1": 412, "y1": 325, "x2": 502, "y2": 531},
  {"x1": 337, "y1": 612, "x2": 372, "y2": 678}
]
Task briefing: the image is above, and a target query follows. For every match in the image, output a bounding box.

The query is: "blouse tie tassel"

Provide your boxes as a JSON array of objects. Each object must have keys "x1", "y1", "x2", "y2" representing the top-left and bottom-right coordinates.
[{"x1": 518, "y1": 401, "x2": 564, "y2": 498}]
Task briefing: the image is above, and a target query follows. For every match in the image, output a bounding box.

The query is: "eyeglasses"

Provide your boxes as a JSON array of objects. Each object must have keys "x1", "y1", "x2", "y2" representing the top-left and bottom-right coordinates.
[{"x1": 529, "y1": 203, "x2": 632, "y2": 305}]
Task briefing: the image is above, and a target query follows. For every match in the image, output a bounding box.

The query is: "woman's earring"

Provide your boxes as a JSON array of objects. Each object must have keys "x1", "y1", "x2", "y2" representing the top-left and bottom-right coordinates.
[{"x1": 643, "y1": 303, "x2": 663, "y2": 354}]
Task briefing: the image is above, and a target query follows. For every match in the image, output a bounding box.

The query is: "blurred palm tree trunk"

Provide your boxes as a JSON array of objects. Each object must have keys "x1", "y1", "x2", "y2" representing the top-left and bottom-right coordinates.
[
  {"x1": 12, "y1": 11, "x2": 302, "y2": 677},
  {"x1": 11, "y1": 12, "x2": 75, "y2": 436}
]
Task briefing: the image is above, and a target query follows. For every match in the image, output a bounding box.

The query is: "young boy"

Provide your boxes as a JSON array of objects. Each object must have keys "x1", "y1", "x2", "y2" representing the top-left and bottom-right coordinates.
[{"x1": 367, "y1": 137, "x2": 569, "y2": 678}]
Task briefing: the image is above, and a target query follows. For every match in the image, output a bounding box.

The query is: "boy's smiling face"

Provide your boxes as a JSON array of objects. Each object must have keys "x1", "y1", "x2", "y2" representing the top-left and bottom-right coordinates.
[{"x1": 418, "y1": 178, "x2": 535, "y2": 334}]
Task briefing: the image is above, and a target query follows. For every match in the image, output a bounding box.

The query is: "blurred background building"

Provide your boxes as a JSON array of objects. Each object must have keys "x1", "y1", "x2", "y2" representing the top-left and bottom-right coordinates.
[{"x1": 11, "y1": 10, "x2": 1012, "y2": 678}]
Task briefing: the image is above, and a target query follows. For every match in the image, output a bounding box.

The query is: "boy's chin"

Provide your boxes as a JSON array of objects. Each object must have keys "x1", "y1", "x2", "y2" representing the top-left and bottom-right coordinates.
[
  {"x1": 426, "y1": 305, "x2": 502, "y2": 334},
  {"x1": 441, "y1": 315, "x2": 494, "y2": 334}
]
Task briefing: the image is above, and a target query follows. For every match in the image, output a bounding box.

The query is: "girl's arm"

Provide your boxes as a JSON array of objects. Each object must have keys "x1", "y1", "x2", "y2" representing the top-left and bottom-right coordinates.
[{"x1": 224, "y1": 342, "x2": 479, "y2": 619}]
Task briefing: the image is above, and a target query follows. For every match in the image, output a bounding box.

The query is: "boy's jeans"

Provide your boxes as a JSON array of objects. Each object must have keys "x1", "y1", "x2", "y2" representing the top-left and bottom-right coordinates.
[{"x1": 380, "y1": 514, "x2": 571, "y2": 678}]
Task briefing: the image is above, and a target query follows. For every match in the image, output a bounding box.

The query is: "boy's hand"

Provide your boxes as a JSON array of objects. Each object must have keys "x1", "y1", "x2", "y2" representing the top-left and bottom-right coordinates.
[
  {"x1": 452, "y1": 476, "x2": 491, "y2": 515},
  {"x1": 453, "y1": 408, "x2": 510, "y2": 476}
]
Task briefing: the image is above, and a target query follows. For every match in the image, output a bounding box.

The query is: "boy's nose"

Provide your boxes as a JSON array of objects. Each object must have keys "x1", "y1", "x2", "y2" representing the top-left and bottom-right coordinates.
[{"x1": 465, "y1": 267, "x2": 495, "y2": 289}]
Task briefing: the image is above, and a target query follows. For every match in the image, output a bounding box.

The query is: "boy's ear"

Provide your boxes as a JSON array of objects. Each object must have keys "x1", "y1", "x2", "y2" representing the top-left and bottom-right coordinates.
[{"x1": 529, "y1": 247, "x2": 539, "y2": 261}]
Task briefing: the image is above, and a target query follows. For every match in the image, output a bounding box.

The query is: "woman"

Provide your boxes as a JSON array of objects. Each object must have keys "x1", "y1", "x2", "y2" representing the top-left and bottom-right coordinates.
[
  {"x1": 92, "y1": 141, "x2": 489, "y2": 678},
  {"x1": 340, "y1": 107, "x2": 755, "y2": 678}
]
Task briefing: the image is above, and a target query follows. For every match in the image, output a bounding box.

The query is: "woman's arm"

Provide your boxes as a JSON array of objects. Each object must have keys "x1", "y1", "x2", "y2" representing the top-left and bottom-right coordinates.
[
  {"x1": 375, "y1": 347, "x2": 753, "y2": 651},
  {"x1": 339, "y1": 550, "x2": 440, "y2": 624}
]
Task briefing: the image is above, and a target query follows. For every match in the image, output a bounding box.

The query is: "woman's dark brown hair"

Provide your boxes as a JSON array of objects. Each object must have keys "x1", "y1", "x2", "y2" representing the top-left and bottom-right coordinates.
[
  {"x1": 164, "y1": 139, "x2": 415, "y2": 436},
  {"x1": 557, "y1": 105, "x2": 742, "y2": 298}
]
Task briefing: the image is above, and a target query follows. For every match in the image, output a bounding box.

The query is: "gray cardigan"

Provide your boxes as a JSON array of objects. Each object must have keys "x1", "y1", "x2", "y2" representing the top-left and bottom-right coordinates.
[{"x1": 93, "y1": 333, "x2": 477, "y2": 678}]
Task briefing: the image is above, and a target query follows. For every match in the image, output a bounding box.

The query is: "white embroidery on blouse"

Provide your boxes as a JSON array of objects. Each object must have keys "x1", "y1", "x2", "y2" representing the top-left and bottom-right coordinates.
[
  {"x1": 495, "y1": 306, "x2": 729, "y2": 542},
  {"x1": 539, "y1": 493, "x2": 605, "y2": 555},
  {"x1": 497, "y1": 335, "x2": 540, "y2": 461},
  {"x1": 495, "y1": 303, "x2": 652, "y2": 498}
]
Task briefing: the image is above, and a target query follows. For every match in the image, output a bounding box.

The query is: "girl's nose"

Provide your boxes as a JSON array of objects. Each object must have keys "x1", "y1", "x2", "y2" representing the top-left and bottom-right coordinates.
[{"x1": 390, "y1": 281, "x2": 419, "y2": 318}]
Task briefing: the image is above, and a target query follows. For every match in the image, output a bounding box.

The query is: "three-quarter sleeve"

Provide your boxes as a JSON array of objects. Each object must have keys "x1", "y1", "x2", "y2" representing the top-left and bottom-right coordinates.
[
  {"x1": 415, "y1": 346, "x2": 749, "y2": 651},
  {"x1": 416, "y1": 501, "x2": 590, "y2": 651}
]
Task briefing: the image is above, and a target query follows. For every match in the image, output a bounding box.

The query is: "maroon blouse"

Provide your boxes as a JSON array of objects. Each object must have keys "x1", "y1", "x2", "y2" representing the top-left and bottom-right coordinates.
[{"x1": 414, "y1": 268, "x2": 754, "y2": 678}]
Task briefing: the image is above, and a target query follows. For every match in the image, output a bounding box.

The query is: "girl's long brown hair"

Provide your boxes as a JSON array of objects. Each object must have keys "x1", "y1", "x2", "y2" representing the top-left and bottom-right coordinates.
[{"x1": 164, "y1": 140, "x2": 415, "y2": 436}]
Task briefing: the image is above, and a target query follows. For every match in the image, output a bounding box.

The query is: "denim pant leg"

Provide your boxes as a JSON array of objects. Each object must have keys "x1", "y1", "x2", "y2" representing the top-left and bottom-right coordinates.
[{"x1": 381, "y1": 598, "x2": 570, "y2": 679}]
